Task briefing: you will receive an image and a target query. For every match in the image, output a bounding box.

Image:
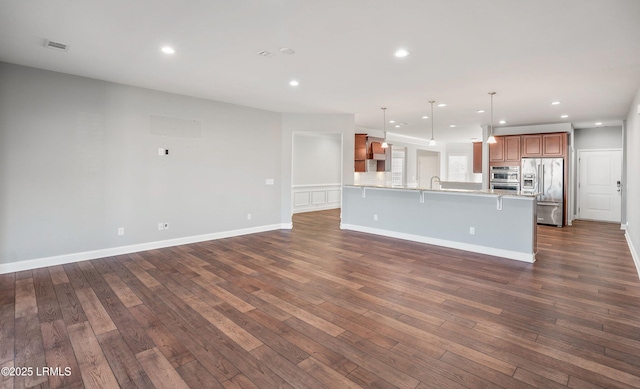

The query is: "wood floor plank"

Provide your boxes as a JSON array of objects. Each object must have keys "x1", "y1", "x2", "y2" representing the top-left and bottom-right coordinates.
[
  {"x1": 176, "y1": 360, "x2": 225, "y2": 389},
  {"x1": 0, "y1": 303, "x2": 14, "y2": 365},
  {"x1": 48, "y1": 266, "x2": 69, "y2": 286},
  {"x1": 73, "y1": 288, "x2": 116, "y2": 335},
  {"x1": 33, "y1": 268, "x2": 63, "y2": 324},
  {"x1": 136, "y1": 347, "x2": 190, "y2": 389},
  {"x1": 14, "y1": 278, "x2": 38, "y2": 318},
  {"x1": 52, "y1": 283, "x2": 87, "y2": 326},
  {"x1": 101, "y1": 273, "x2": 142, "y2": 308},
  {"x1": 96, "y1": 329, "x2": 154, "y2": 389},
  {"x1": 253, "y1": 289, "x2": 345, "y2": 337},
  {"x1": 40, "y1": 319, "x2": 83, "y2": 389},
  {"x1": 67, "y1": 322, "x2": 119, "y2": 389},
  {"x1": 297, "y1": 356, "x2": 364, "y2": 389},
  {"x1": 3, "y1": 210, "x2": 640, "y2": 389},
  {"x1": 14, "y1": 314, "x2": 48, "y2": 388}
]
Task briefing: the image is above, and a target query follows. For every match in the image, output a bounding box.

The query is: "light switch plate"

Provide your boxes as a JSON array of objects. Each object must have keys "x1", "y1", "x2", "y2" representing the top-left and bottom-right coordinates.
[{"x1": 266, "y1": 178, "x2": 274, "y2": 185}]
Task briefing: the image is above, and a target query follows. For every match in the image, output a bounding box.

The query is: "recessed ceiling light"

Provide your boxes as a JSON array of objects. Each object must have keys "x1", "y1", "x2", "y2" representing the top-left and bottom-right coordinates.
[
  {"x1": 389, "y1": 120, "x2": 396, "y2": 124},
  {"x1": 257, "y1": 50, "x2": 272, "y2": 57},
  {"x1": 499, "y1": 120, "x2": 506, "y2": 124},
  {"x1": 289, "y1": 80, "x2": 299, "y2": 87},
  {"x1": 280, "y1": 48, "x2": 295, "y2": 55},
  {"x1": 394, "y1": 48, "x2": 410, "y2": 58},
  {"x1": 422, "y1": 116, "x2": 429, "y2": 119},
  {"x1": 449, "y1": 125, "x2": 456, "y2": 128},
  {"x1": 161, "y1": 46, "x2": 176, "y2": 55},
  {"x1": 551, "y1": 101, "x2": 561, "y2": 105},
  {"x1": 437, "y1": 103, "x2": 447, "y2": 107},
  {"x1": 595, "y1": 122, "x2": 603, "y2": 126},
  {"x1": 561, "y1": 115, "x2": 569, "y2": 118},
  {"x1": 395, "y1": 125, "x2": 401, "y2": 128},
  {"x1": 477, "y1": 110, "x2": 485, "y2": 113}
]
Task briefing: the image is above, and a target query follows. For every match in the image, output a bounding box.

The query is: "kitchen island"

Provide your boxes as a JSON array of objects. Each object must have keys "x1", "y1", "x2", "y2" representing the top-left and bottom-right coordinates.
[{"x1": 341, "y1": 185, "x2": 538, "y2": 263}]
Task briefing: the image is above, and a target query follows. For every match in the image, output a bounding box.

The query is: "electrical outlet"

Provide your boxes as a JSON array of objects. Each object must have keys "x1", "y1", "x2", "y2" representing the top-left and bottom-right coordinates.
[
  {"x1": 158, "y1": 223, "x2": 164, "y2": 231},
  {"x1": 469, "y1": 227, "x2": 475, "y2": 235},
  {"x1": 247, "y1": 213, "x2": 252, "y2": 220},
  {"x1": 163, "y1": 222, "x2": 169, "y2": 230},
  {"x1": 373, "y1": 214, "x2": 378, "y2": 221},
  {"x1": 117, "y1": 227, "x2": 124, "y2": 236}
]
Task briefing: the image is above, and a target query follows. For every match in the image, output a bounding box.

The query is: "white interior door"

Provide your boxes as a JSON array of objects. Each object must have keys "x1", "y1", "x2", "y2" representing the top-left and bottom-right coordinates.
[
  {"x1": 418, "y1": 155, "x2": 439, "y2": 188},
  {"x1": 578, "y1": 150, "x2": 622, "y2": 222}
]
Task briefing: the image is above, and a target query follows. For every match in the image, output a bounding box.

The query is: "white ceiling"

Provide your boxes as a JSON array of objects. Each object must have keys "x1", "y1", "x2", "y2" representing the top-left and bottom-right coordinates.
[{"x1": 1, "y1": 0, "x2": 639, "y2": 143}]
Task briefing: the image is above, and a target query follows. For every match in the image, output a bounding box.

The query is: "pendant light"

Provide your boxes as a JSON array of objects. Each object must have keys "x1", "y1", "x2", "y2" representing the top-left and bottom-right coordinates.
[
  {"x1": 428, "y1": 100, "x2": 436, "y2": 146},
  {"x1": 381, "y1": 107, "x2": 389, "y2": 148},
  {"x1": 487, "y1": 92, "x2": 497, "y2": 144}
]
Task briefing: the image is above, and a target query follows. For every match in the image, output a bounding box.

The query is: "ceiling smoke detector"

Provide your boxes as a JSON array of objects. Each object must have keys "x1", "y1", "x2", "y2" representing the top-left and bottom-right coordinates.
[
  {"x1": 44, "y1": 39, "x2": 69, "y2": 52},
  {"x1": 257, "y1": 50, "x2": 272, "y2": 57}
]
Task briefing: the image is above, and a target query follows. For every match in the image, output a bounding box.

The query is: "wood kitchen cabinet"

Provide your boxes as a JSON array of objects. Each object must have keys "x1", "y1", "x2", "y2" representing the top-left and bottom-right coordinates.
[
  {"x1": 354, "y1": 134, "x2": 367, "y2": 172},
  {"x1": 489, "y1": 135, "x2": 521, "y2": 166},
  {"x1": 521, "y1": 133, "x2": 566, "y2": 157},
  {"x1": 472, "y1": 142, "x2": 482, "y2": 173},
  {"x1": 542, "y1": 133, "x2": 565, "y2": 156},
  {"x1": 354, "y1": 134, "x2": 388, "y2": 172}
]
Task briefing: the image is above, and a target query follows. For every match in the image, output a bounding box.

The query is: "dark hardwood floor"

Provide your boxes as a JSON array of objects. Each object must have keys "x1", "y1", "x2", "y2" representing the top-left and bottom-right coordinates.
[{"x1": 2, "y1": 209, "x2": 640, "y2": 388}]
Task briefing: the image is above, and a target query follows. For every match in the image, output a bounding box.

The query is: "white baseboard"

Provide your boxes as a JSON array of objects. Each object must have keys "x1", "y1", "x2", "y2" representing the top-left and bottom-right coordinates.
[
  {"x1": 340, "y1": 223, "x2": 535, "y2": 263},
  {"x1": 625, "y1": 232, "x2": 640, "y2": 279},
  {"x1": 0, "y1": 224, "x2": 284, "y2": 275}
]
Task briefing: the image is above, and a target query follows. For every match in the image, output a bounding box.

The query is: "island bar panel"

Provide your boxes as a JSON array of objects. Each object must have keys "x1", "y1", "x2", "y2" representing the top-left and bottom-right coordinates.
[{"x1": 341, "y1": 186, "x2": 537, "y2": 262}]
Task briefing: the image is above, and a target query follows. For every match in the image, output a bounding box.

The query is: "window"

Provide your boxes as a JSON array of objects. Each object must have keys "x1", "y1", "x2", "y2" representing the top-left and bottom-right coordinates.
[{"x1": 448, "y1": 155, "x2": 468, "y2": 182}]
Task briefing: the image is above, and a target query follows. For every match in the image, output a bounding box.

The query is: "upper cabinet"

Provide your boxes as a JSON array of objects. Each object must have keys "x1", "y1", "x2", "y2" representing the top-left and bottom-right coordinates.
[
  {"x1": 354, "y1": 134, "x2": 389, "y2": 172},
  {"x1": 354, "y1": 134, "x2": 367, "y2": 172},
  {"x1": 472, "y1": 142, "x2": 482, "y2": 173},
  {"x1": 542, "y1": 133, "x2": 565, "y2": 157},
  {"x1": 522, "y1": 133, "x2": 566, "y2": 158},
  {"x1": 489, "y1": 135, "x2": 521, "y2": 166}
]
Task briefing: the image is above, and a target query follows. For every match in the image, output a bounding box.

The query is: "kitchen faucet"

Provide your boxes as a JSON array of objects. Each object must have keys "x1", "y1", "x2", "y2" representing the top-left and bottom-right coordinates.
[{"x1": 430, "y1": 176, "x2": 440, "y2": 189}]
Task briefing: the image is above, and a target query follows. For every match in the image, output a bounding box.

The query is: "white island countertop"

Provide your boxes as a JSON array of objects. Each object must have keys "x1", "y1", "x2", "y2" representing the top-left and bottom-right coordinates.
[{"x1": 345, "y1": 184, "x2": 539, "y2": 199}]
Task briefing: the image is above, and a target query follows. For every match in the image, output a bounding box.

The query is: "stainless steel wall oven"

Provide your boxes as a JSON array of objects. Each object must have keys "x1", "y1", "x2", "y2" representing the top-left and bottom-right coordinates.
[{"x1": 490, "y1": 166, "x2": 520, "y2": 193}]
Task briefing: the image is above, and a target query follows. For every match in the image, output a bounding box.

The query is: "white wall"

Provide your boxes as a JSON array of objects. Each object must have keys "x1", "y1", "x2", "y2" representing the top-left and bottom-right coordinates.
[
  {"x1": 292, "y1": 133, "x2": 341, "y2": 185},
  {"x1": 625, "y1": 87, "x2": 640, "y2": 276},
  {"x1": 0, "y1": 62, "x2": 283, "y2": 270},
  {"x1": 575, "y1": 126, "x2": 623, "y2": 149},
  {"x1": 291, "y1": 133, "x2": 342, "y2": 213},
  {"x1": 281, "y1": 113, "x2": 355, "y2": 224}
]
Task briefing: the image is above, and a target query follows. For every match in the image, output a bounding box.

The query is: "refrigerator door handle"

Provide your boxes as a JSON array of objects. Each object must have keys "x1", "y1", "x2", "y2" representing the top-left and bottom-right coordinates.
[{"x1": 537, "y1": 164, "x2": 542, "y2": 195}]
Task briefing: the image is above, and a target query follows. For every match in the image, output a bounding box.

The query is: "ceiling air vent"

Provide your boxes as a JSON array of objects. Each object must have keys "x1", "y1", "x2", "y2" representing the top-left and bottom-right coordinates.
[{"x1": 44, "y1": 40, "x2": 69, "y2": 52}]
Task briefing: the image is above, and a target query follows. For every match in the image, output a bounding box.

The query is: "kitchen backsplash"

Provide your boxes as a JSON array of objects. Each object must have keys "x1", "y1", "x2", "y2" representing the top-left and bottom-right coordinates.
[{"x1": 354, "y1": 172, "x2": 391, "y2": 186}]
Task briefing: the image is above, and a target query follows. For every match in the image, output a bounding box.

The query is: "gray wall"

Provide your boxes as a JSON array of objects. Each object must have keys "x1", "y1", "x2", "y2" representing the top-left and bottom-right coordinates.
[
  {"x1": 625, "y1": 86, "x2": 640, "y2": 273},
  {"x1": 292, "y1": 133, "x2": 341, "y2": 185},
  {"x1": 0, "y1": 62, "x2": 282, "y2": 264},
  {"x1": 574, "y1": 126, "x2": 623, "y2": 149}
]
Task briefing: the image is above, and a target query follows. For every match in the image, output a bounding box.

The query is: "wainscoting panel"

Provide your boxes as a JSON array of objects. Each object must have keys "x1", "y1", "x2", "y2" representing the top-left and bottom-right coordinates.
[{"x1": 292, "y1": 184, "x2": 341, "y2": 213}]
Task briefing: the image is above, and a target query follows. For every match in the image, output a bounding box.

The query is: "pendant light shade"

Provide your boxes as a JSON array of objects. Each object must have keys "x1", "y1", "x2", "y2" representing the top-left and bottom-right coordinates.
[
  {"x1": 381, "y1": 107, "x2": 389, "y2": 148},
  {"x1": 487, "y1": 92, "x2": 497, "y2": 144},
  {"x1": 428, "y1": 100, "x2": 436, "y2": 146}
]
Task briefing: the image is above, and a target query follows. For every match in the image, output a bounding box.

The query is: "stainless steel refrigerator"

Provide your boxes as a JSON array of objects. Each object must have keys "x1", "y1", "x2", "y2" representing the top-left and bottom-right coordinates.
[{"x1": 521, "y1": 158, "x2": 564, "y2": 227}]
